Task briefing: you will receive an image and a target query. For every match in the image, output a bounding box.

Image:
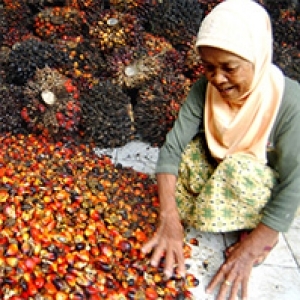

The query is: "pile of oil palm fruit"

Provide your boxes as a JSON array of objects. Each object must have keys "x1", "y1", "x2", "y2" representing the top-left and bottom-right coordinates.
[{"x1": 0, "y1": 0, "x2": 299, "y2": 299}]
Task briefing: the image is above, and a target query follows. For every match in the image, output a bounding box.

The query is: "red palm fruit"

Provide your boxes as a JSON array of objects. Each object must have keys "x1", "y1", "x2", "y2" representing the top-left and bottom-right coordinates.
[
  {"x1": 34, "y1": 276, "x2": 45, "y2": 289},
  {"x1": 145, "y1": 287, "x2": 158, "y2": 300},
  {"x1": 55, "y1": 291, "x2": 68, "y2": 300},
  {"x1": 5, "y1": 243, "x2": 19, "y2": 256}
]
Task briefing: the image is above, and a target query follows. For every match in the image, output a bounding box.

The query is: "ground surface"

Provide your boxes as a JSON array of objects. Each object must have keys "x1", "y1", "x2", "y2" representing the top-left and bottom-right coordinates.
[{"x1": 95, "y1": 141, "x2": 300, "y2": 300}]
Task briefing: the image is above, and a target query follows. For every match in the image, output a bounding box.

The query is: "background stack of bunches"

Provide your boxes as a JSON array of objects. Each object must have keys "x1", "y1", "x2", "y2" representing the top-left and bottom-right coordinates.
[{"x1": 0, "y1": 0, "x2": 299, "y2": 299}]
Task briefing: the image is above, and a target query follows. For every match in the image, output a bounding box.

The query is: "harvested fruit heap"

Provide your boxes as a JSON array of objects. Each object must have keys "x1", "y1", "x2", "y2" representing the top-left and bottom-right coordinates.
[{"x1": 0, "y1": 133, "x2": 198, "y2": 299}]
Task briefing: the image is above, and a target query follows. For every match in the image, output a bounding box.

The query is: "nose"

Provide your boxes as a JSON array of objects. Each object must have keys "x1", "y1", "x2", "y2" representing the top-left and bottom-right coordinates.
[{"x1": 211, "y1": 69, "x2": 227, "y2": 85}]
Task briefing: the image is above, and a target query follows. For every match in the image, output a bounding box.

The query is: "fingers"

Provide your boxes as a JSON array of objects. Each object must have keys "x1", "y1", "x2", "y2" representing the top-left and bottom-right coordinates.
[
  {"x1": 164, "y1": 245, "x2": 175, "y2": 278},
  {"x1": 141, "y1": 235, "x2": 159, "y2": 255},
  {"x1": 206, "y1": 261, "x2": 249, "y2": 300},
  {"x1": 206, "y1": 263, "x2": 228, "y2": 294},
  {"x1": 150, "y1": 240, "x2": 166, "y2": 267}
]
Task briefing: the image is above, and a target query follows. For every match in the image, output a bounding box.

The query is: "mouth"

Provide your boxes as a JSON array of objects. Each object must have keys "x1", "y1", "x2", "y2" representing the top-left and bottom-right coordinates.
[{"x1": 217, "y1": 86, "x2": 234, "y2": 93}]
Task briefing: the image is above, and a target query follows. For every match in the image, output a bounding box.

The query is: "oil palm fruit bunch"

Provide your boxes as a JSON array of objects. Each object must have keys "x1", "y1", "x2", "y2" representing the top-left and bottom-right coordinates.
[
  {"x1": 88, "y1": 9, "x2": 144, "y2": 54},
  {"x1": 134, "y1": 72, "x2": 191, "y2": 147},
  {"x1": 22, "y1": 66, "x2": 81, "y2": 139},
  {"x1": 34, "y1": 6, "x2": 86, "y2": 42},
  {"x1": 79, "y1": 80, "x2": 135, "y2": 148},
  {"x1": 149, "y1": 0, "x2": 203, "y2": 48},
  {"x1": 106, "y1": 45, "x2": 162, "y2": 90},
  {"x1": 0, "y1": 83, "x2": 28, "y2": 135},
  {"x1": 5, "y1": 38, "x2": 71, "y2": 85}
]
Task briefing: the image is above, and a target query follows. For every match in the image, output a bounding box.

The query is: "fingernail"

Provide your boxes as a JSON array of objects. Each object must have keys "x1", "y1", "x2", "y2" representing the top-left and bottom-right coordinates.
[
  {"x1": 205, "y1": 289, "x2": 211, "y2": 294},
  {"x1": 179, "y1": 271, "x2": 186, "y2": 278},
  {"x1": 150, "y1": 260, "x2": 158, "y2": 267},
  {"x1": 164, "y1": 270, "x2": 172, "y2": 279}
]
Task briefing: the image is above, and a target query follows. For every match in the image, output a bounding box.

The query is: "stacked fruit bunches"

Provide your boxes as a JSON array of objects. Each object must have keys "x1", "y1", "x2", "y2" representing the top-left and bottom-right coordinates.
[
  {"x1": 5, "y1": 38, "x2": 71, "y2": 85},
  {"x1": 148, "y1": 0, "x2": 203, "y2": 49},
  {"x1": 79, "y1": 80, "x2": 136, "y2": 148},
  {"x1": 22, "y1": 66, "x2": 81, "y2": 140},
  {"x1": 88, "y1": 9, "x2": 144, "y2": 54},
  {"x1": 0, "y1": 83, "x2": 28, "y2": 135},
  {"x1": 33, "y1": 6, "x2": 86, "y2": 43},
  {"x1": 134, "y1": 72, "x2": 192, "y2": 147},
  {"x1": 0, "y1": 133, "x2": 198, "y2": 299},
  {"x1": 0, "y1": 0, "x2": 33, "y2": 48}
]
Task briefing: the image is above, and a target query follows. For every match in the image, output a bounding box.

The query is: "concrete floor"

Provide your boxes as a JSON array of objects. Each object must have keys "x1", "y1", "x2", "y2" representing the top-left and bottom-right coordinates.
[
  {"x1": 185, "y1": 215, "x2": 300, "y2": 300},
  {"x1": 95, "y1": 141, "x2": 300, "y2": 300}
]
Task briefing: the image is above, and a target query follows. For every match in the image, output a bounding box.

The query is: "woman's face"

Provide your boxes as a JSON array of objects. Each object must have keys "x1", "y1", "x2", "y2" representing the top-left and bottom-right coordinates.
[{"x1": 199, "y1": 46, "x2": 255, "y2": 100}]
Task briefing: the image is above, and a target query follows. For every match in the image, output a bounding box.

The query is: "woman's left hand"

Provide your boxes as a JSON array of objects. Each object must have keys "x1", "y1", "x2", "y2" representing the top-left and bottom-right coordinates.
[{"x1": 205, "y1": 223, "x2": 279, "y2": 300}]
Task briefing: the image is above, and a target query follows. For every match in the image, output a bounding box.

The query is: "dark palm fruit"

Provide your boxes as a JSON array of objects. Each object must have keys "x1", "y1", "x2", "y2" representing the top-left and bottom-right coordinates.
[
  {"x1": 79, "y1": 80, "x2": 135, "y2": 148},
  {"x1": 0, "y1": 1, "x2": 33, "y2": 47},
  {"x1": 149, "y1": 0, "x2": 203, "y2": 48},
  {"x1": 199, "y1": 0, "x2": 223, "y2": 17},
  {"x1": 134, "y1": 72, "x2": 191, "y2": 147},
  {"x1": 5, "y1": 39, "x2": 71, "y2": 85},
  {"x1": 273, "y1": 42, "x2": 300, "y2": 82},
  {"x1": 27, "y1": 0, "x2": 67, "y2": 11},
  {"x1": 0, "y1": 83, "x2": 28, "y2": 135}
]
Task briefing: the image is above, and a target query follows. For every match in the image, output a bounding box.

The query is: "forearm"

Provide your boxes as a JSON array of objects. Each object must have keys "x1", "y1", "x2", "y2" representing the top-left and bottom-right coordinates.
[
  {"x1": 156, "y1": 173, "x2": 179, "y2": 216},
  {"x1": 249, "y1": 222, "x2": 279, "y2": 251}
]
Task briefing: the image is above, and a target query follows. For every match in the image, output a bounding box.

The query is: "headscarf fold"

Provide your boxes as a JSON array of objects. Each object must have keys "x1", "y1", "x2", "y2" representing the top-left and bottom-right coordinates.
[{"x1": 195, "y1": 0, "x2": 285, "y2": 163}]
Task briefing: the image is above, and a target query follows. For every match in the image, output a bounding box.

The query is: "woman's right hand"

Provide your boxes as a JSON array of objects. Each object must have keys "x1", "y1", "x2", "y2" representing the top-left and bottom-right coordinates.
[{"x1": 141, "y1": 209, "x2": 186, "y2": 279}]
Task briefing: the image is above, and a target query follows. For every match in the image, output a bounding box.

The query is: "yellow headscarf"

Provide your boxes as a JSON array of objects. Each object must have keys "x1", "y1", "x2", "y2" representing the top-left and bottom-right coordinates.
[{"x1": 196, "y1": 0, "x2": 284, "y2": 163}]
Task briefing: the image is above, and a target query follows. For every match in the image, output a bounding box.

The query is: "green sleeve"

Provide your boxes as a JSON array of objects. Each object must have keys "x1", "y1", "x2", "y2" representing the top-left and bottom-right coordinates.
[
  {"x1": 262, "y1": 77, "x2": 300, "y2": 232},
  {"x1": 155, "y1": 77, "x2": 207, "y2": 176}
]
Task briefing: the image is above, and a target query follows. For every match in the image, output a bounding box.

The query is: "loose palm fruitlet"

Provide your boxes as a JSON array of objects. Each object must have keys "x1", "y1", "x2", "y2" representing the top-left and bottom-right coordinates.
[
  {"x1": 0, "y1": 132, "x2": 198, "y2": 299},
  {"x1": 22, "y1": 66, "x2": 81, "y2": 139}
]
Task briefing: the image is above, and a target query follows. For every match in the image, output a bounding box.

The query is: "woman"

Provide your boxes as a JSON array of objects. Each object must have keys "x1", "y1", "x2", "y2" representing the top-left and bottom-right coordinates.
[{"x1": 142, "y1": 0, "x2": 300, "y2": 299}]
